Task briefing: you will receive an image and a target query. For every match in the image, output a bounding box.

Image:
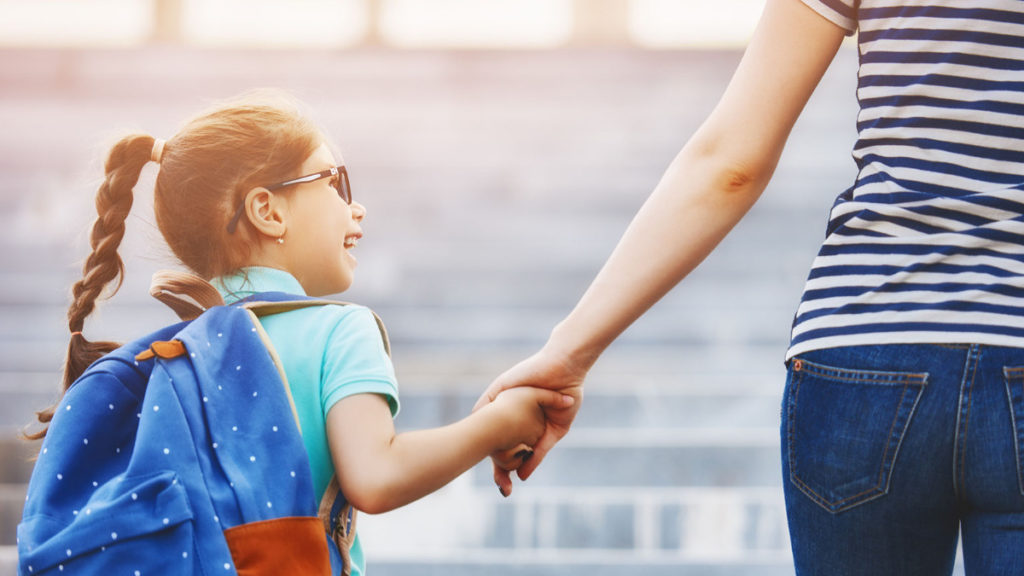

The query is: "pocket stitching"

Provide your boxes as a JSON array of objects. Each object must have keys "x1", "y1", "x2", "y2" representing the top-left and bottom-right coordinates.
[
  {"x1": 797, "y1": 359, "x2": 928, "y2": 386},
  {"x1": 787, "y1": 359, "x2": 927, "y2": 514}
]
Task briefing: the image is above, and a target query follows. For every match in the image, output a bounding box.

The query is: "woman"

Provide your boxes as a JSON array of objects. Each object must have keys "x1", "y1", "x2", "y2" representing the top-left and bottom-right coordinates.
[{"x1": 477, "y1": 0, "x2": 1024, "y2": 573}]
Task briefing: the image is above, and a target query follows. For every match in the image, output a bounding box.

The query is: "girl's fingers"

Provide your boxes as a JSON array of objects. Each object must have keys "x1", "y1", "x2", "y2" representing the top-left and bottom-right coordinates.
[
  {"x1": 493, "y1": 443, "x2": 531, "y2": 471},
  {"x1": 493, "y1": 445, "x2": 534, "y2": 497},
  {"x1": 494, "y1": 463, "x2": 513, "y2": 497},
  {"x1": 517, "y1": 429, "x2": 558, "y2": 481}
]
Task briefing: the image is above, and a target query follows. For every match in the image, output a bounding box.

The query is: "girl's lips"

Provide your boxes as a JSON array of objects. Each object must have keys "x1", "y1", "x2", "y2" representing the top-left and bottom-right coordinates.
[
  {"x1": 343, "y1": 232, "x2": 361, "y2": 249},
  {"x1": 343, "y1": 233, "x2": 360, "y2": 265}
]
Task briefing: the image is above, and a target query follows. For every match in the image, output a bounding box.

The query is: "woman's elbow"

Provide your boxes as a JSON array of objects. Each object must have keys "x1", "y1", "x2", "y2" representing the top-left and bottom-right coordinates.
[
  {"x1": 716, "y1": 163, "x2": 764, "y2": 195},
  {"x1": 681, "y1": 132, "x2": 778, "y2": 199}
]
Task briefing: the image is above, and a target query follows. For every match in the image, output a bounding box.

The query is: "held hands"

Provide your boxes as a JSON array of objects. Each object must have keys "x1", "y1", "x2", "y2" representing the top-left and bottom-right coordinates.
[
  {"x1": 474, "y1": 345, "x2": 589, "y2": 497},
  {"x1": 483, "y1": 386, "x2": 576, "y2": 463}
]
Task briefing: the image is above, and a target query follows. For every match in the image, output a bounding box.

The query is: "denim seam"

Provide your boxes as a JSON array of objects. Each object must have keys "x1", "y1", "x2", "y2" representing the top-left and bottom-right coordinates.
[
  {"x1": 786, "y1": 368, "x2": 801, "y2": 507},
  {"x1": 877, "y1": 383, "x2": 911, "y2": 491},
  {"x1": 964, "y1": 359, "x2": 977, "y2": 496},
  {"x1": 787, "y1": 360, "x2": 927, "y2": 514},
  {"x1": 953, "y1": 344, "x2": 980, "y2": 501},
  {"x1": 1003, "y1": 367, "x2": 1024, "y2": 496},
  {"x1": 798, "y1": 363, "x2": 928, "y2": 387}
]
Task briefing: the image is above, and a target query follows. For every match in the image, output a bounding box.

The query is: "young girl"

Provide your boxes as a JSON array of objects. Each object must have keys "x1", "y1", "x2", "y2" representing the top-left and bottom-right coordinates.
[{"x1": 33, "y1": 90, "x2": 573, "y2": 575}]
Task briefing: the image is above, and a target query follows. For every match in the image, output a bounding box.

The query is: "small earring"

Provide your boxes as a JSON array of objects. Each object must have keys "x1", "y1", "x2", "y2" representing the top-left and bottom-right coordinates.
[{"x1": 277, "y1": 237, "x2": 284, "y2": 245}]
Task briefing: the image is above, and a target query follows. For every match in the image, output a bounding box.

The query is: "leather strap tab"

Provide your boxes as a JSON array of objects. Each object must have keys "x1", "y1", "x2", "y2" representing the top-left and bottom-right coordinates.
[{"x1": 135, "y1": 340, "x2": 187, "y2": 361}]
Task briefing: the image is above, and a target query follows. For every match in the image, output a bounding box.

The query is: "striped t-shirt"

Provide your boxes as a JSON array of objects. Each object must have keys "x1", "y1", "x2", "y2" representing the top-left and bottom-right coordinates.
[{"x1": 788, "y1": 0, "x2": 1024, "y2": 359}]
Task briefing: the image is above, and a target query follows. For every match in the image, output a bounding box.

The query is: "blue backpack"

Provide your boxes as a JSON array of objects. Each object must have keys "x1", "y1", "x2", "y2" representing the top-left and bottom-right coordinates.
[{"x1": 17, "y1": 292, "x2": 385, "y2": 576}]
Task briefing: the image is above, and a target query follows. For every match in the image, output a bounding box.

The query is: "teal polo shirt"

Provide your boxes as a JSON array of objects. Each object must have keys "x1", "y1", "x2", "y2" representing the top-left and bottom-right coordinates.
[{"x1": 214, "y1": 266, "x2": 399, "y2": 576}]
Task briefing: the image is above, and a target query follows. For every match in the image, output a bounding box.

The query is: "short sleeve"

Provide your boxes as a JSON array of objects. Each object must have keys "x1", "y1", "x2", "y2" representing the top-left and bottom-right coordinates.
[
  {"x1": 800, "y1": 0, "x2": 858, "y2": 35},
  {"x1": 321, "y1": 306, "x2": 400, "y2": 417}
]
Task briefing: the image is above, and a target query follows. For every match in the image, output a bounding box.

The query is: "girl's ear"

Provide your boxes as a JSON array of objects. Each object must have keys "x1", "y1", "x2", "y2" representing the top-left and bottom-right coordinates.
[{"x1": 244, "y1": 187, "x2": 287, "y2": 239}]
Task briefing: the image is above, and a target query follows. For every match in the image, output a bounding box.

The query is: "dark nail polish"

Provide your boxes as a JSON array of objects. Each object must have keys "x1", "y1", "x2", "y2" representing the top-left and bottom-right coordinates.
[
  {"x1": 514, "y1": 449, "x2": 530, "y2": 460},
  {"x1": 521, "y1": 450, "x2": 534, "y2": 463},
  {"x1": 498, "y1": 485, "x2": 509, "y2": 498}
]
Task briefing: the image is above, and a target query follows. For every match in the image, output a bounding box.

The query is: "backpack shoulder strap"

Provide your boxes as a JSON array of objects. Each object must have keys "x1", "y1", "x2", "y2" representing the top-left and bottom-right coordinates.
[
  {"x1": 239, "y1": 295, "x2": 391, "y2": 358},
  {"x1": 147, "y1": 271, "x2": 391, "y2": 357}
]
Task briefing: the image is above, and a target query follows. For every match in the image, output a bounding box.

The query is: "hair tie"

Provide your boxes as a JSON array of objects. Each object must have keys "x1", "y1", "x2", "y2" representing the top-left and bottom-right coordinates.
[
  {"x1": 151, "y1": 138, "x2": 166, "y2": 164},
  {"x1": 70, "y1": 331, "x2": 82, "y2": 338}
]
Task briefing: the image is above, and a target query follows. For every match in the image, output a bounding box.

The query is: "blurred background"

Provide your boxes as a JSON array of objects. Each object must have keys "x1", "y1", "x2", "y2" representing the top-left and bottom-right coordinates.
[{"x1": 0, "y1": 1, "x2": 868, "y2": 574}]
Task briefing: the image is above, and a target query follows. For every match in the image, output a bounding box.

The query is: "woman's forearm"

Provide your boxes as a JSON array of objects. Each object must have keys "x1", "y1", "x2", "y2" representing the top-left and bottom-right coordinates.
[
  {"x1": 549, "y1": 143, "x2": 771, "y2": 369},
  {"x1": 546, "y1": 0, "x2": 846, "y2": 371}
]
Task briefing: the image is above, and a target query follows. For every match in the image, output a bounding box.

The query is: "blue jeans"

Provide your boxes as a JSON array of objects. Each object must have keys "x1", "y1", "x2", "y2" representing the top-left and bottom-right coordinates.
[{"x1": 782, "y1": 344, "x2": 1024, "y2": 575}]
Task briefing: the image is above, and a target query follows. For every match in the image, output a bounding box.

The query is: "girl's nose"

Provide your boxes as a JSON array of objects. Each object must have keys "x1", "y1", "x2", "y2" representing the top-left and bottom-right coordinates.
[{"x1": 351, "y1": 201, "x2": 367, "y2": 222}]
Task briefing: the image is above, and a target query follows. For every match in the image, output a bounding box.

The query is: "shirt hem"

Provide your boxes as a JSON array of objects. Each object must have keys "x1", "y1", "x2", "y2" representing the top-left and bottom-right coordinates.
[
  {"x1": 787, "y1": 331, "x2": 1024, "y2": 361},
  {"x1": 323, "y1": 380, "x2": 400, "y2": 418},
  {"x1": 798, "y1": 0, "x2": 857, "y2": 35}
]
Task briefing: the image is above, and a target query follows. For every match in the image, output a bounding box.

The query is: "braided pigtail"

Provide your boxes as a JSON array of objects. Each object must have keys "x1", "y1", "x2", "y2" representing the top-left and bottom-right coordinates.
[{"x1": 26, "y1": 134, "x2": 155, "y2": 440}]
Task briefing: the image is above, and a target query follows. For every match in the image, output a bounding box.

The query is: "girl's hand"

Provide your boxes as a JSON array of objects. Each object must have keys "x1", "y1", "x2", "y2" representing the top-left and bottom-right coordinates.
[
  {"x1": 327, "y1": 387, "x2": 572, "y2": 514},
  {"x1": 475, "y1": 346, "x2": 588, "y2": 496},
  {"x1": 483, "y1": 386, "x2": 577, "y2": 454}
]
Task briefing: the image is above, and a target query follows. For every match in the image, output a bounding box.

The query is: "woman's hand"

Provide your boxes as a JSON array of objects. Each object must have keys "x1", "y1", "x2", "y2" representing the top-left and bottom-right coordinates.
[{"x1": 474, "y1": 345, "x2": 588, "y2": 496}]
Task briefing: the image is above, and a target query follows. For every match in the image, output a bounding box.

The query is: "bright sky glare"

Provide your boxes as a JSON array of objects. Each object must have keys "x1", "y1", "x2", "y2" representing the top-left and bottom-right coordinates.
[{"x1": 0, "y1": 0, "x2": 767, "y2": 49}]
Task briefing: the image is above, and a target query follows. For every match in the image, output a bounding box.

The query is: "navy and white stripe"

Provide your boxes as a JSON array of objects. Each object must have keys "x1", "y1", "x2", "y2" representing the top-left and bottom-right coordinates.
[{"x1": 789, "y1": 0, "x2": 1024, "y2": 359}]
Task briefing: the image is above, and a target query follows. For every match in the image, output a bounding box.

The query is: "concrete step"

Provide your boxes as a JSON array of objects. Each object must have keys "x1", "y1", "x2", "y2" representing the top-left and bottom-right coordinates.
[
  {"x1": 0, "y1": 438, "x2": 35, "y2": 485},
  {"x1": 0, "y1": 342, "x2": 789, "y2": 429},
  {"x1": 0, "y1": 551, "x2": 794, "y2": 576},
  {"x1": 361, "y1": 480, "x2": 789, "y2": 549},
  {"x1": 467, "y1": 440, "x2": 779, "y2": 489},
  {"x1": 0, "y1": 548, "x2": 800, "y2": 576},
  {"x1": 0, "y1": 307, "x2": 795, "y2": 379},
  {"x1": 0, "y1": 486, "x2": 24, "y2": 552},
  {"x1": 395, "y1": 388, "x2": 782, "y2": 431},
  {"x1": 0, "y1": 546, "x2": 14, "y2": 576},
  {"x1": 366, "y1": 556, "x2": 795, "y2": 576}
]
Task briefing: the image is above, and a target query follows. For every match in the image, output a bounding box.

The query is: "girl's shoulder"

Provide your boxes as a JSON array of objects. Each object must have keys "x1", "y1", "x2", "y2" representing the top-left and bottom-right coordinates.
[
  {"x1": 255, "y1": 298, "x2": 387, "y2": 350},
  {"x1": 295, "y1": 302, "x2": 391, "y2": 357},
  {"x1": 303, "y1": 301, "x2": 380, "y2": 327}
]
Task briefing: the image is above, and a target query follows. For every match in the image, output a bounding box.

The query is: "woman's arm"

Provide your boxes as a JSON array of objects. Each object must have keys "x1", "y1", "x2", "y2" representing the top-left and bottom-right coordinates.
[
  {"x1": 326, "y1": 388, "x2": 574, "y2": 513},
  {"x1": 552, "y1": 0, "x2": 847, "y2": 368},
  {"x1": 479, "y1": 0, "x2": 849, "y2": 491}
]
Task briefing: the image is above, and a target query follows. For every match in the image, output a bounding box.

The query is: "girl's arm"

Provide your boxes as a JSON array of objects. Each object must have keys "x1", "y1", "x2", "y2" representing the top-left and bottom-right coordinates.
[
  {"x1": 326, "y1": 387, "x2": 574, "y2": 513},
  {"x1": 478, "y1": 0, "x2": 849, "y2": 491}
]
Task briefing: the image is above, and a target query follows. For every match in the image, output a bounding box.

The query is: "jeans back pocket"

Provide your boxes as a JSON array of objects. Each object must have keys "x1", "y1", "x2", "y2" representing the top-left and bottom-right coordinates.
[{"x1": 785, "y1": 357, "x2": 928, "y2": 513}]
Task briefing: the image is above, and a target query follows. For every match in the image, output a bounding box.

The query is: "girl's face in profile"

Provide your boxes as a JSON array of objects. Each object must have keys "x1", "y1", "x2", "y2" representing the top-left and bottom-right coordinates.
[{"x1": 278, "y1": 142, "x2": 366, "y2": 296}]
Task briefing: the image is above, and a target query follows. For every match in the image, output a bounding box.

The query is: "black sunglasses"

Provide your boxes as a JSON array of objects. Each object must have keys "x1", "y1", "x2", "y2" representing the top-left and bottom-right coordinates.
[{"x1": 226, "y1": 166, "x2": 351, "y2": 233}]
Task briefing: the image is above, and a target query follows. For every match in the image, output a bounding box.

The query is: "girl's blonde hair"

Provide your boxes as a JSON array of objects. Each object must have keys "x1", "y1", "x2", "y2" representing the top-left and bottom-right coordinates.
[{"x1": 28, "y1": 90, "x2": 323, "y2": 439}]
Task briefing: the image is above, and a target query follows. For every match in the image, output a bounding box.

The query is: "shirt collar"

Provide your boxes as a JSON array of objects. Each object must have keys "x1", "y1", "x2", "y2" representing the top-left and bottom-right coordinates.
[{"x1": 213, "y1": 267, "x2": 307, "y2": 305}]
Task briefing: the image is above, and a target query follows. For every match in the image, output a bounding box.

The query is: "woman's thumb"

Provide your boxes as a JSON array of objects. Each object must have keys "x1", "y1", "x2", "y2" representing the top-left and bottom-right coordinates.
[{"x1": 533, "y1": 388, "x2": 576, "y2": 409}]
